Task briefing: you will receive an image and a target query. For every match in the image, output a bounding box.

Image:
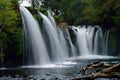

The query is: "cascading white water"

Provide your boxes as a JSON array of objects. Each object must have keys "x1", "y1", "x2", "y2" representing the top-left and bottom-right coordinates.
[
  {"x1": 57, "y1": 28, "x2": 70, "y2": 57},
  {"x1": 20, "y1": 7, "x2": 109, "y2": 66},
  {"x1": 64, "y1": 28, "x2": 77, "y2": 57},
  {"x1": 20, "y1": 6, "x2": 50, "y2": 65},
  {"x1": 47, "y1": 11, "x2": 56, "y2": 29},
  {"x1": 94, "y1": 25, "x2": 104, "y2": 55},
  {"x1": 39, "y1": 12, "x2": 69, "y2": 62},
  {"x1": 47, "y1": 11, "x2": 77, "y2": 57},
  {"x1": 47, "y1": 11, "x2": 69, "y2": 57},
  {"x1": 86, "y1": 26, "x2": 95, "y2": 54},
  {"x1": 72, "y1": 26, "x2": 90, "y2": 55},
  {"x1": 103, "y1": 31, "x2": 109, "y2": 55},
  {"x1": 71, "y1": 25, "x2": 109, "y2": 56}
]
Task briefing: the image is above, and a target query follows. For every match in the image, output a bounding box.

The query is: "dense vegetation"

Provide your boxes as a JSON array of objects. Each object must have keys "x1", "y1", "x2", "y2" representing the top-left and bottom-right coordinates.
[
  {"x1": 0, "y1": 0, "x2": 23, "y2": 67},
  {"x1": 0, "y1": 0, "x2": 120, "y2": 67},
  {"x1": 38, "y1": 0, "x2": 120, "y2": 55},
  {"x1": 39, "y1": 0, "x2": 120, "y2": 28}
]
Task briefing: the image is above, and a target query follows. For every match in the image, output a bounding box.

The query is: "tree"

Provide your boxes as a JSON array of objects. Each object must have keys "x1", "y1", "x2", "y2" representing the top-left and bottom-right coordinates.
[
  {"x1": 82, "y1": 0, "x2": 120, "y2": 29},
  {"x1": 40, "y1": 0, "x2": 87, "y2": 25},
  {"x1": 60, "y1": 0, "x2": 87, "y2": 25},
  {"x1": 0, "y1": 0, "x2": 23, "y2": 67}
]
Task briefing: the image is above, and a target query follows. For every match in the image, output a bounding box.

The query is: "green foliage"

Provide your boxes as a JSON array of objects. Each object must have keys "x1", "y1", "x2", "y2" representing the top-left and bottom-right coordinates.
[
  {"x1": 12, "y1": 27, "x2": 23, "y2": 55},
  {"x1": 0, "y1": 32, "x2": 7, "y2": 45},
  {"x1": 40, "y1": 0, "x2": 120, "y2": 27},
  {"x1": 12, "y1": 0, "x2": 19, "y2": 5},
  {"x1": 83, "y1": 0, "x2": 120, "y2": 28},
  {"x1": 0, "y1": 0, "x2": 23, "y2": 63},
  {"x1": 36, "y1": 8, "x2": 47, "y2": 13},
  {"x1": 60, "y1": 0, "x2": 86, "y2": 25}
]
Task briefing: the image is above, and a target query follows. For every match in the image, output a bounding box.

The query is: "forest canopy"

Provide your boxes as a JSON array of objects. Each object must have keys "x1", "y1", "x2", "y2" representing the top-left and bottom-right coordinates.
[{"x1": 38, "y1": 0, "x2": 120, "y2": 29}]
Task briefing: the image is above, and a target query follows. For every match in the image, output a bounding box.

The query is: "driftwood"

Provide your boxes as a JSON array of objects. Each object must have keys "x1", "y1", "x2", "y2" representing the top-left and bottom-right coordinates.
[{"x1": 73, "y1": 62, "x2": 120, "y2": 80}]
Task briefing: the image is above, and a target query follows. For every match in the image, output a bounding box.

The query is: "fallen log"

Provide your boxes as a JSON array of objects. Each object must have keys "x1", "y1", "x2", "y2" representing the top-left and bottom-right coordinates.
[
  {"x1": 73, "y1": 63, "x2": 120, "y2": 80},
  {"x1": 80, "y1": 62, "x2": 110, "y2": 75}
]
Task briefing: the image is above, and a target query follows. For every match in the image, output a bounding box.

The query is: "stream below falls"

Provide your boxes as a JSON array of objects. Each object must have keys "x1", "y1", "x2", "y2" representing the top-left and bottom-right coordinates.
[{"x1": 0, "y1": 55, "x2": 120, "y2": 80}]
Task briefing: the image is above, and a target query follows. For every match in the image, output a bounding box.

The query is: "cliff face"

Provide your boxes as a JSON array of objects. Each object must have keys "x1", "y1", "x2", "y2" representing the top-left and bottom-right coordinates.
[{"x1": 108, "y1": 27, "x2": 120, "y2": 56}]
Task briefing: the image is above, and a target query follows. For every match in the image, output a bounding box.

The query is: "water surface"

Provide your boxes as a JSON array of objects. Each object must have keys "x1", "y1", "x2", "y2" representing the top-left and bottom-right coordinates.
[{"x1": 0, "y1": 55, "x2": 120, "y2": 80}]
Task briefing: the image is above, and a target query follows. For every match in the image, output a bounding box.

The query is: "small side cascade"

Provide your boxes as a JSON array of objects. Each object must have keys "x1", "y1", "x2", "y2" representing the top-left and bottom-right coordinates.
[
  {"x1": 103, "y1": 30, "x2": 110, "y2": 55},
  {"x1": 95, "y1": 26, "x2": 104, "y2": 55},
  {"x1": 71, "y1": 25, "x2": 109, "y2": 56},
  {"x1": 64, "y1": 28, "x2": 77, "y2": 57},
  {"x1": 71, "y1": 26, "x2": 91, "y2": 55}
]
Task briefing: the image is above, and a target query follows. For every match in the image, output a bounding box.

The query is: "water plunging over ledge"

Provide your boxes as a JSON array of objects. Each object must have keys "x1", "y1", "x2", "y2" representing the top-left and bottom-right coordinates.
[
  {"x1": 20, "y1": 6, "x2": 50, "y2": 65},
  {"x1": 19, "y1": 6, "x2": 110, "y2": 66}
]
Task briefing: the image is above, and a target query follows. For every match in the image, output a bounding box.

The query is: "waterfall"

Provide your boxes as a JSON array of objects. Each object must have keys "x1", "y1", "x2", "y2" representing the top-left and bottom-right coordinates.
[
  {"x1": 57, "y1": 28, "x2": 70, "y2": 57},
  {"x1": 20, "y1": 6, "x2": 50, "y2": 65},
  {"x1": 20, "y1": 7, "x2": 109, "y2": 66},
  {"x1": 47, "y1": 11, "x2": 56, "y2": 29},
  {"x1": 47, "y1": 11, "x2": 70, "y2": 58},
  {"x1": 72, "y1": 26, "x2": 90, "y2": 55},
  {"x1": 103, "y1": 31, "x2": 109, "y2": 55},
  {"x1": 38, "y1": 12, "x2": 69, "y2": 62},
  {"x1": 71, "y1": 25, "x2": 109, "y2": 56},
  {"x1": 64, "y1": 28, "x2": 77, "y2": 57}
]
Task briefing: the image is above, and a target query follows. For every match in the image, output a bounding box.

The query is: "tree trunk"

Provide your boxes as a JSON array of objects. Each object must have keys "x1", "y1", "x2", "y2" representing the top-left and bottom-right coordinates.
[{"x1": 73, "y1": 63, "x2": 120, "y2": 80}]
